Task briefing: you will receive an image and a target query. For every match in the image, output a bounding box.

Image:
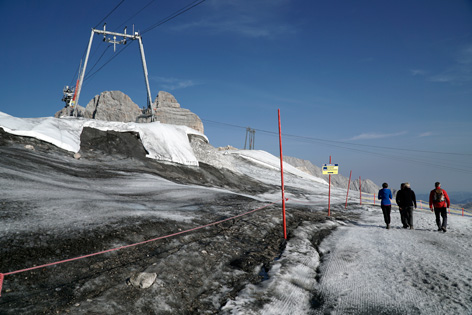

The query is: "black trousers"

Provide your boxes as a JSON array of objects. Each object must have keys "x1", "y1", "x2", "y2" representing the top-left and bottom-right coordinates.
[
  {"x1": 434, "y1": 207, "x2": 448, "y2": 229},
  {"x1": 381, "y1": 205, "x2": 391, "y2": 225},
  {"x1": 399, "y1": 208, "x2": 409, "y2": 227},
  {"x1": 403, "y1": 206, "x2": 414, "y2": 228}
]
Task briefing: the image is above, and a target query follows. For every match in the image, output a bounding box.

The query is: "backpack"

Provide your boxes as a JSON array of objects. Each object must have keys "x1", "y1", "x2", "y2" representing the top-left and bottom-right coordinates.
[{"x1": 434, "y1": 189, "x2": 445, "y2": 203}]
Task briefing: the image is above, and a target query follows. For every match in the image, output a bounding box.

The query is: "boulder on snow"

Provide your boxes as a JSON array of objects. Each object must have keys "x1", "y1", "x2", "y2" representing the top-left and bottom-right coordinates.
[
  {"x1": 128, "y1": 272, "x2": 157, "y2": 289},
  {"x1": 152, "y1": 91, "x2": 204, "y2": 134},
  {"x1": 84, "y1": 91, "x2": 142, "y2": 122}
]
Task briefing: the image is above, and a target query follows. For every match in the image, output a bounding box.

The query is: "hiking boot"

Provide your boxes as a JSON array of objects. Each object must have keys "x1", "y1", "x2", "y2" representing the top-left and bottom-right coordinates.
[
  {"x1": 403, "y1": 225, "x2": 409, "y2": 229},
  {"x1": 386, "y1": 224, "x2": 390, "y2": 229},
  {"x1": 442, "y1": 227, "x2": 447, "y2": 232},
  {"x1": 437, "y1": 228, "x2": 442, "y2": 231},
  {"x1": 410, "y1": 226, "x2": 414, "y2": 230}
]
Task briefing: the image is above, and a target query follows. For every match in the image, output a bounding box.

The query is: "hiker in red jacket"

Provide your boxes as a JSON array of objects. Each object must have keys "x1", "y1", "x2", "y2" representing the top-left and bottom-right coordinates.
[{"x1": 429, "y1": 182, "x2": 451, "y2": 232}]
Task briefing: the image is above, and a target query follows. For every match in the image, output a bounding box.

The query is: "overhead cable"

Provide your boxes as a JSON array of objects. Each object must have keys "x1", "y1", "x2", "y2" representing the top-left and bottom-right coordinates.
[
  {"x1": 84, "y1": 42, "x2": 133, "y2": 84},
  {"x1": 201, "y1": 119, "x2": 472, "y2": 156},
  {"x1": 114, "y1": 0, "x2": 157, "y2": 32},
  {"x1": 94, "y1": 0, "x2": 126, "y2": 29},
  {"x1": 141, "y1": 0, "x2": 206, "y2": 35},
  {"x1": 86, "y1": 45, "x2": 113, "y2": 76}
]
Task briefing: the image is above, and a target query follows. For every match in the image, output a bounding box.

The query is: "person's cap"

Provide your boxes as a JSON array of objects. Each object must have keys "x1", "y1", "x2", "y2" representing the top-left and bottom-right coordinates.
[{"x1": 435, "y1": 182, "x2": 441, "y2": 187}]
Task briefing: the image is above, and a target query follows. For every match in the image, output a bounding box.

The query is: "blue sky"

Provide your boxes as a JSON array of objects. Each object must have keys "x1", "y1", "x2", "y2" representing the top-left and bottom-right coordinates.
[{"x1": 1, "y1": 0, "x2": 472, "y2": 195}]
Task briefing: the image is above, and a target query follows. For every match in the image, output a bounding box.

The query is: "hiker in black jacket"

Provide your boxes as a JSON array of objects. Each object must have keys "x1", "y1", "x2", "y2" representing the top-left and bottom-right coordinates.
[
  {"x1": 395, "y1": 182, "x2": 417, "y2": 229},
  {"x1": 395, "y1": 183, "x2": 408, "y2": 228}
]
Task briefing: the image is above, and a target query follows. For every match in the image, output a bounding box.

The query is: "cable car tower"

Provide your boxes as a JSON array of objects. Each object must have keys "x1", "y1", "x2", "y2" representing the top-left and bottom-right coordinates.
[
  {"x1": 244, "y1": 127, "x2": 255, "y2": 150},
  {"x1": 63, "y1": 24, "x2": 154, "y2": 120}
]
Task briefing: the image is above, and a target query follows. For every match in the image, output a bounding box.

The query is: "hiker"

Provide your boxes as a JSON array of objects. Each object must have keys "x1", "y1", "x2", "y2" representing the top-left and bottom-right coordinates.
[
  {"x1": 395, "y1": 183, "x2": 409, "y2": 228},
  {"x1": 378, "y1": 182, "x2": 393, "y2": 229},
  {"x1": 396, "y1": 182, "x2": 416, "y2": 229},
  {"x1": 429, "y1": 182, "x2": 451, "y2": 232}
]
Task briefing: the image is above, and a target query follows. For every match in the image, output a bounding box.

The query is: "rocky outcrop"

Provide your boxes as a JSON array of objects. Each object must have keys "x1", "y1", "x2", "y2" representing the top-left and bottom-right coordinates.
[
  {"x1": 152, "y1": 91, "x2": 204, "y2": 134},
  {"x1": 83, "y1": 91, "x2": 142, "y2": 122},
  {"x1": 283, "y1": 156, "x2": 380, "y2": 193},
  {"x1": 54, "y1": 91, "x2": 141, "y2": 122},
  {"x1": 54, "y1": 104, "x2": 86, "y2": 118},
  {"x1": 55, "y1": 91, "x2": 204, "y2": 134}
]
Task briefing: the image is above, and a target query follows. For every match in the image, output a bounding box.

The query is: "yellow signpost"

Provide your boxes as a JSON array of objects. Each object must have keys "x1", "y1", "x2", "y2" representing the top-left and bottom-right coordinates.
[{"x1": 322, "y1": 164, "x2": 339, "y2": 175}]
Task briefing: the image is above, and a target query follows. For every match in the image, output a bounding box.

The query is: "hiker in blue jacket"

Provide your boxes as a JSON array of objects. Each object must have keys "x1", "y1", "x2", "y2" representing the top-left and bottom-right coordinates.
[{"x1": 378, "y1": 182, "x2": 393, "y2": 229}]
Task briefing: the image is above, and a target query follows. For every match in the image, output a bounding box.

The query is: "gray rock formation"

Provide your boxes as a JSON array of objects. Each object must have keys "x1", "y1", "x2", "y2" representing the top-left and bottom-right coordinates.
[
  {"x1": 283, "y1": 156, "x2": 380, "y2": 193},
  {"x1": 84, "y1": 91, "x2": 142, "y2": 122},
  {"x1": 55, "y1": 91, "x2": 204, "y2": 134},
  {"x1": 54, "y1": 104, "x2": 86, "y2": 118},
  {"x1": 152, "y1": 91, "x2": 204, "y2": 134},
  {"x1": 54, "y1": 91, "x2": 141, "y2": 122}
]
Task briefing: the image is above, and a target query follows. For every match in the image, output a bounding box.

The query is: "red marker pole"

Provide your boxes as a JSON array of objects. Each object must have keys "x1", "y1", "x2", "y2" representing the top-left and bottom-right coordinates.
[
  {"x1": 72, "y1": 79, "x2": 79, "y2": 103},
  {"x1": 0, "y1": 273, "x2": 3, "y2": 297},
  {"x1": 359, "y1": 176, "x2": 362, "y2": 205},
  {"x1": 345, "y1": 170, "x2": 352, "y2": 209},
  {"x1": 328, "y1": 156, "x2": 331, "y2": 216},
  {"x1": 462, "y1": 208, "x2": 464, "y2": 216},
  {"x1": 278, "y1": 109, "x2": 287, "y2": 239}
]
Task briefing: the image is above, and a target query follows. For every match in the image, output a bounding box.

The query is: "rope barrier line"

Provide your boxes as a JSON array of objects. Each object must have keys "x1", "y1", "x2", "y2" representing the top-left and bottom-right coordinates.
[
  {"x1": 285, "y1": 199, "x2": 327, "y2": 206},
  {"x1": 0, "y1": 199, "x2": 282, "y2": 297}
]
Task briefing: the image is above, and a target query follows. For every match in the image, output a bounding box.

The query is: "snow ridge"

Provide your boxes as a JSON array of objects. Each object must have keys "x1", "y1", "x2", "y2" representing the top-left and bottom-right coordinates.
[{"x1": 0, "y1": 112, "x2": 207, "y2": 166}]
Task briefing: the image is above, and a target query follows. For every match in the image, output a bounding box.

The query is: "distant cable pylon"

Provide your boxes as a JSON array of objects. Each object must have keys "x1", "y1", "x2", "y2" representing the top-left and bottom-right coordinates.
[{"x1": 244, "y1": 127, "x2": 255, "y2": 150}]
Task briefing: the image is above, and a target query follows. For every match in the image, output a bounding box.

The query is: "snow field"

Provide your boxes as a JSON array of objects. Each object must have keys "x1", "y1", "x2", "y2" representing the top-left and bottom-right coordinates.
[{"x1": 316, "y1": 206, "x2": 472, "y2": 314}]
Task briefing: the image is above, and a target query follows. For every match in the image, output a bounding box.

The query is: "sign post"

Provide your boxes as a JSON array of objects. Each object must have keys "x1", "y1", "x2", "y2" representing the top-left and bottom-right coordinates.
[{"x1": 323, "y1": 160, "x2": 339, "y2": 216}]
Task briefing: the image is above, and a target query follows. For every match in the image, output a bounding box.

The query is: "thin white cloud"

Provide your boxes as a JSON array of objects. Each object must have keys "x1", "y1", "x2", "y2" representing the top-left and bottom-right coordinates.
[
  {"x1": 348, "y1": 131, "x2": 407, "y2": 141},
  {"x1": 418, "y1": 132, "x2": 433, "y2": 137},
  {"x1": 457, "y1": 45, "x2": 472, "y2": 65},
  {"x1": 151, "y1": 76, "x2": 199, "y2": 91},
  {"x1": 410, "y1": 69, "x2": 426, "y2": 76},
  {"x1": 171, "y1": 0, "x2": 297, "y2": 39},
  {"x1": 429, "y1": 74, "x2": 456, "y2": 83},
  {"x1": 427, "y1": 45, "x2": 472, "y2": 84}
]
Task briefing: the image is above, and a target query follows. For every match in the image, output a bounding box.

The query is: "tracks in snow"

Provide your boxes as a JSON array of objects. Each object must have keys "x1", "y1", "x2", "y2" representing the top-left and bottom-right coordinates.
[{"x1": 314, "y1": 207, "x2": 472, "y2": 314}]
